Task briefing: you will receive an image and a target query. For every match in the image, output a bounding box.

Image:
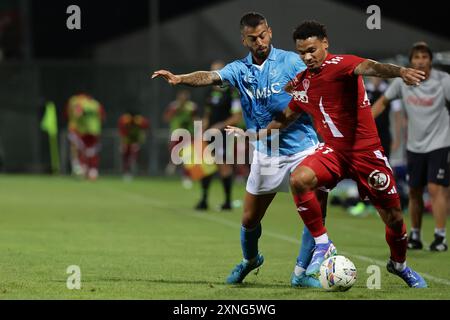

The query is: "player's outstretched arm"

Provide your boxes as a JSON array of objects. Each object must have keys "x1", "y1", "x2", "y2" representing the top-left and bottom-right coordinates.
[
  {"x1": 225, "y1": 106, "x2": 300, "y2": 138},
  {"x1": 212, "y1": 113, "x2": 242, "y2": 130},
  {"x1": 265, "y1": 106, "x2": 300, "y2": 134},
  {"x1": 354, "y1": 59, "x2": 425, "y2": 86},
  {"x1": 151, "y1": 70, "x2": 222, "y2": 87}
]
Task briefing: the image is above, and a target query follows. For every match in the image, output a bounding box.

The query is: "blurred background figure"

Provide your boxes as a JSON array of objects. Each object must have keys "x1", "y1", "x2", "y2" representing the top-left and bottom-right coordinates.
[
  {"x1": 373, "y1": 42, "x2": 450, "y2": 252},
  {"x1": 40, "y1": 101, "x2": 60, "y2": 174},
  {"x1": 65, "y1": 96, "x2": 83, "y2": 177},
  {"x1": 118, "y1": 111, "x2": 150, "y2": 180},
  {"x1": 65, "y1": 93, "x2": 105, "y2": 181},
  {"x1": 163, "y1": 89, "x2": 198, "y2": 189},
  {"x1": 195, "y1": 60, "x2": 243, "y2": 211}
]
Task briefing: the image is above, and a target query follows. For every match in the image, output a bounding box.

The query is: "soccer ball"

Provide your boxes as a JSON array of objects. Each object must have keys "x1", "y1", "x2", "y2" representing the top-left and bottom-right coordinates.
[{"x1": 319, "y1": 255, "x2": 357, "y2": 291}]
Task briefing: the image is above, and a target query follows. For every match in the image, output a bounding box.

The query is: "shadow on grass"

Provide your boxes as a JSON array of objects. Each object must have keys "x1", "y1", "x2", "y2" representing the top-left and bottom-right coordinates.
[{"x1": 50, "y1": 277, "x2": 315, "y2": 290}]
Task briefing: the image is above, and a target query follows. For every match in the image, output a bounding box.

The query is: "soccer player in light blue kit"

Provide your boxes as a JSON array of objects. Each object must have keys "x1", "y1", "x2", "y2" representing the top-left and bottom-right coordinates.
[{"x1": 152, "y1": 12, "x2": 327, "y2": 287}]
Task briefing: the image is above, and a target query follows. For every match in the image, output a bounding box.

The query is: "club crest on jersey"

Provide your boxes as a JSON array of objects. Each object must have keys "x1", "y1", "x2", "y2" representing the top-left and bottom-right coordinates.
[
  {"x1": 292, "y1": 79, "x2": 310, "y2": 103},
  {"x1": 269, "y1": 68, "x2": 278, "y2": 78},
  {"x1": 302, "y1": 79, "x2": 310, "y2": 91},
  {"x1": 368, "y1": 170, "x2": 390, "y2": 191}
]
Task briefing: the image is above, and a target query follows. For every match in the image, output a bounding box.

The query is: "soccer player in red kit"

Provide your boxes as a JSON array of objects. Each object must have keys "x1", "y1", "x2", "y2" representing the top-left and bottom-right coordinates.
[
  {"x1": 118, "y1": 112, "x2": 150, "y2": 178},
  {"x1": 265, "y1": 21, "x2": 427, "y2": 288}
]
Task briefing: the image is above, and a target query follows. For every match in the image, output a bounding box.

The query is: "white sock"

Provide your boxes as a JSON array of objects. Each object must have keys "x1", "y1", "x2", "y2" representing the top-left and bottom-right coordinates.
[
  {"x1": 393, "y1": 260, "x2": 407, "y2": 272},
  {"x1": 314, "y1": 233, "x2": 329, "y2": 245},
  {"x1": 410, "y1": 228, "x2": 421, "y2": 240},
  {"x1": 435, "y1": 228, "x2": 446, "y2": 238},
  {"x1": 294, "y1": 265, "x2": 306, "y2": 276}
]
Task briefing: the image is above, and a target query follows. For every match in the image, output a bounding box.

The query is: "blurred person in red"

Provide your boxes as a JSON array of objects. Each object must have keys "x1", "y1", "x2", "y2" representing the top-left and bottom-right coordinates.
[
  {"x1": 65, "y1": 96, "x2": 83, "y2": 176},
  {"x1": 118, "y1": 111, "x2": 150, "y2": 180},
  {"x1": 163, "y1": 89, "x2": 198, "y2": 189},
  {"x1": 65, "y1": 93, "x2": 105, "y2": 180}
]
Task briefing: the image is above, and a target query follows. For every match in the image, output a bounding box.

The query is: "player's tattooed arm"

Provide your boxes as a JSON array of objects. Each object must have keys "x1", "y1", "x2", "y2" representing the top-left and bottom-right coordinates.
[
  {"x1": 354, "y1": 59, "x2": 425, "y2": 86},
  {"x1": 179, "y1": 71, "x2": 222, "y2": 86},
  {"x1": 152, "y1": 70, "x2": 222, "y2": 87}
]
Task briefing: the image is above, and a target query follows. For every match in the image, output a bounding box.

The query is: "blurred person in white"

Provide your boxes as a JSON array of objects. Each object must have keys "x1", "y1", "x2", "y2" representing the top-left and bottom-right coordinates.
[{"x1": 373, "y1": 42, "x2": 450, "y2": 252}]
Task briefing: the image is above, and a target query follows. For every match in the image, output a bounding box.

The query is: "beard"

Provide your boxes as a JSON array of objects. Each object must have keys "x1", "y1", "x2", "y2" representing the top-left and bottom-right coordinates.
[{"x1": 255, "y1": 46, "x2": 270, "y2": 59}]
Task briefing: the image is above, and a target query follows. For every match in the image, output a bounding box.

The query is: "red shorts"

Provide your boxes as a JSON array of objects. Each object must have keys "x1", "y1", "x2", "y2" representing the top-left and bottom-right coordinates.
[
  {"x1": 80, "y1": 134, "x2": 99, "y2": 149},
  {"x1": 300, "y1": 144, "x2": 400, "y2": 209}
]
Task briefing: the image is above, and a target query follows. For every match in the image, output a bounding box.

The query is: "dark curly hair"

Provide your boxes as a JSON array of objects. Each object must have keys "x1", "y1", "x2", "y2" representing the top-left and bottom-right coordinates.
[{"x1": 292, "y1": 20, "x2": 327, "y2": 42}]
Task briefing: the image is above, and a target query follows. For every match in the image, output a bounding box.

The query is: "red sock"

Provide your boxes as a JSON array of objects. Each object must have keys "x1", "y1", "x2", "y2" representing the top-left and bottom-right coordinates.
[
  {"x1": 88, "y1": 155, "x2": 99, "y2": 170},
  {"x1": 122, "y1": 146, "x2": 131, "y2": 173},
  {"x1": 385, "y1": 223, "x2": 407, "y2": 263},
  {"x1": 293, "y1": 191, "x2": 327, "y2": 237},
  {"x1": 78, "y1": 151, "x2": 86, "y2": 168}
]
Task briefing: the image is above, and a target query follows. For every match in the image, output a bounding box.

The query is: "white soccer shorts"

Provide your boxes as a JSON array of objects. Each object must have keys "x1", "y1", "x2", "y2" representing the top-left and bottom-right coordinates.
[{"x1": 246, "y1": 144, "x2": 319, "y2": 195}]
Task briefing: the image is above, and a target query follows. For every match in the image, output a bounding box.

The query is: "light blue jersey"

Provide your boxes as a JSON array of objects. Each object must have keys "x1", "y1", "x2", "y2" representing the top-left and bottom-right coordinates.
[{"x1": 217, "y1": 46, "x2": 318, "y2": 156}]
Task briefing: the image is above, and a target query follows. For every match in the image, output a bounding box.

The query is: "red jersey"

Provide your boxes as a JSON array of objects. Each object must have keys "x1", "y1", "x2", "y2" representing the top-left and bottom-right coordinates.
[
  {"x1": 288, "y1": 54, "x2": 381, "y2": 151},
  {"x1": 118, "y1": 114, "x2": 149, "y2": 144}
]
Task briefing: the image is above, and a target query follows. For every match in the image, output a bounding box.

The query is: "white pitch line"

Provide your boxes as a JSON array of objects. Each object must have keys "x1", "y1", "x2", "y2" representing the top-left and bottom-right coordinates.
[{"x1": 116, "y1": 188, "x2": 450, "y2": 287}]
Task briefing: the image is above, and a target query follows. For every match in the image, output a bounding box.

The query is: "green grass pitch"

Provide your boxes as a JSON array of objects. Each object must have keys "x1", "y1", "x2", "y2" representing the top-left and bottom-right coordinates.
[{"x1": 0, "y1": 175, "x2": 449, "y2": 299}]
